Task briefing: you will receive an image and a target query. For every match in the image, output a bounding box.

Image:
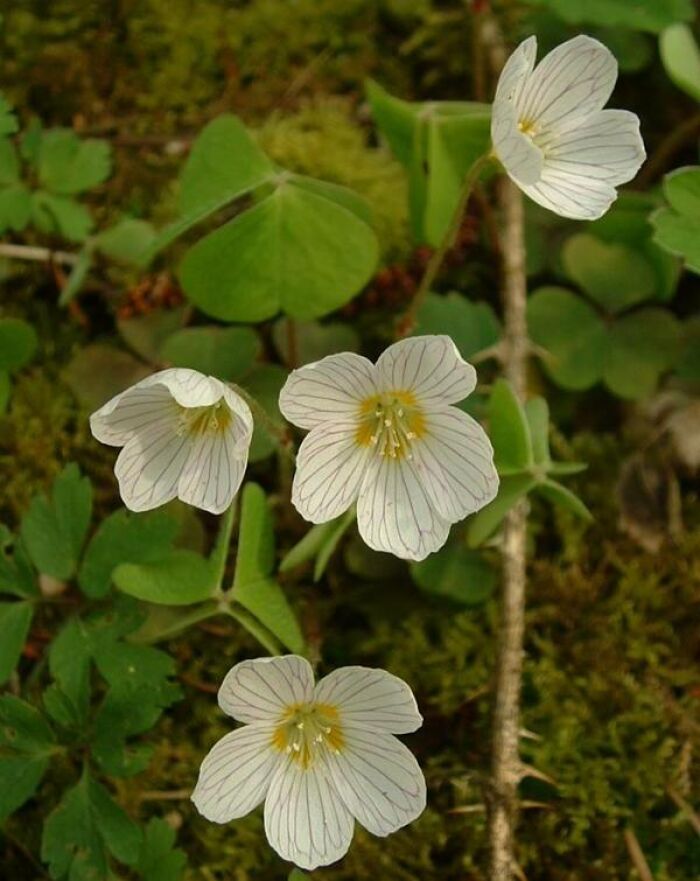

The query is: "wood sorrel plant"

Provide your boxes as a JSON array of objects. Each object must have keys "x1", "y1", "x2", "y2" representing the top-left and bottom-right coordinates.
[{"x1": 9, "y1": 8, "x2": 698, "y2": 879}]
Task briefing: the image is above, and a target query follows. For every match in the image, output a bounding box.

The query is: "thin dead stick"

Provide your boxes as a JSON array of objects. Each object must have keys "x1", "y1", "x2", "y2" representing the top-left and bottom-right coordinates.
[
  {"x1": 623, "y1": 827, "x2": 655, "y2": 881},
  {"x1": 487, "y1": 177, "x2": 529, "y2": 881},
  {"x1": 667, "y1": 784, "x2": 700, "y2": 836},
  {"x1": 0, "y1": 242, "x2": 79, "y2": 266}
]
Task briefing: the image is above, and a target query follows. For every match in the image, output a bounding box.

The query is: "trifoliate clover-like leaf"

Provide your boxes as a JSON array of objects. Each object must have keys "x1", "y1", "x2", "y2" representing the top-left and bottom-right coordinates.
[
  {"x1": 37, "y1": 129, "x2": 112, "y2": 195},
  {"x1": 0, "y1": 696, "x2": 56, "y2": 822},
  {"x1": 415, "y1": 293, "x2": 501, "y2": 360},
  {"x1": 651, "y1": 166, "x2": 700, "y2": 275},
  {"x1": 136, "y1": 818, "x2": 187, "y2": 881}
]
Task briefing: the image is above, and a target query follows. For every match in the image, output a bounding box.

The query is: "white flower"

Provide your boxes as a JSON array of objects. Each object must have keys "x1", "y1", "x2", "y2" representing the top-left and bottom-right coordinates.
[
  {"x1": 278, "y1": 335, "x2": 498, "y2": 561},
  {"x1": 192, "y1": 655, "x2": 426, "y2": 871},
  {"x1": 491, "y1": 34, "x2": 645, "y2": 220},
  {"x1": 90, "y1": 368, "x2": 253, "y2": 514}
]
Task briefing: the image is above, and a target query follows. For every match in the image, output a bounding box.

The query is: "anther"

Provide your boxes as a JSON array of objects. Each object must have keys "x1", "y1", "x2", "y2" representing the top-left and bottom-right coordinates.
[{"x1": 296, "y1": 722, "x2": 304, "y2": 730}]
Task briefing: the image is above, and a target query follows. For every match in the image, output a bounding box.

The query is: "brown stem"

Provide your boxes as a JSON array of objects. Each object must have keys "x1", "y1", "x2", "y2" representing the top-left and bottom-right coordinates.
[
  {"x1": 623, "y1": 827, "x2": 655, "y2": 881},
  {"x1": 488, "y1": 177, "x2": 529, "y2": 881}
]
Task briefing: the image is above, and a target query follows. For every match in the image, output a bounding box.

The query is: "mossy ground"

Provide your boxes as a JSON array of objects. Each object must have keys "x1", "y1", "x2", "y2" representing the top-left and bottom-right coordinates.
[{"x1": 0, "y1": 2, "x2": 699, "y2": 880}]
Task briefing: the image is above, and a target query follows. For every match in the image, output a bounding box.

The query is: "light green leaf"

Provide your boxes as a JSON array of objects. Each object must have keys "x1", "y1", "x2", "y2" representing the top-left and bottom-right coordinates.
[
  {"x1": 528, "y1": 0, "x2": 694, "y2": 33},
  {"x1": 280, "y1": 521, "x2": 340, "y2": 574},
  {"x1": 527, "y1": 286, "x2": 607, "y2": 390},
  {"x1": 652, "y1": 166, "x2": 700, "y2": 275},
  {"x1": 313, "y1": 509, "x2": 356, "y2": 582},
  {"x1": 179, "y1": 114, "x2": 274, "y2": 216},
  {"x1": 365, "y1": 79, "x2": 416, "y2": 166},
  {"x1": 272, "y1": 319, "x2": 360, "y2": 366},
  {"x1": 488, "y1": 379, "x2": 533, "y2": 474},
  {"x1": 136, "y1": 818, "x2": 187, "y2": 881},
  {"x1": 49, "y1": 617, "x2": 92, "y2": 723},
  {"x1": 603, "y1": 308, "x2": 681, "y2": 399},
  {"x1": 0, "y1": 317, "x2": 38, "y2": 372},
  {"x1": 467, "y1": 474, "x2": 536, "y2": 547},
  {"x1": 240, "y1": 364, "x2": 288, "y2": 463},
  {"x1": 96, "y1": 218, "x2": 156, "y2": 264},
  {"x1": 79, "y1": 509, "x2": 180, "y2": 599},
  {"x1": 524, "y1": 397, "x2": 550, "y2": 468},
  {"x1": 37, "y1": 129, "x2": 112, "y2": 195},
  {"x1": 233, "y1": 483, "x2": 304, "y2": 654},
  {"x1": 31, "y1": 190, "x2": 93, "y2": 241},
  {"x1": 113, "y1": 549, "x2": 216, "y2": 606},
  {"x1": 415, "y1": 293, "x2": 500, "y2": 359},
  {"x1": 0, "y1": 695, "x2": 55, "y2": 822},
  {"x1": 288, "y1": 174, "x2": 373, "y2": 226},
  {"x1": 660, "y1": 23, "x2": 700, "y2": 102},
  {"x1": 58, "y1": 246, "x2": 93, "y2": 307},
  {"x1": 160, "y1": 325, "x2": 260, "y2": 380},
  {"x1": 0, "y1": 601, "x2": 33, "y2": 684},
  {"x1": 411, "y1": 543, "x2": 495, "y2": 605},
  {"x1": 562, "y1": 233, "x2": 657, "y2": 313},
  {"x1": 179, "y1": 179, "x2": 379, "y2": 322},
  {"x1": 536, "y1": 479, "x2": 592, "y2": 521},
  {"x1": 20, "y1": 464, "x2": 93, "y2": 580}
]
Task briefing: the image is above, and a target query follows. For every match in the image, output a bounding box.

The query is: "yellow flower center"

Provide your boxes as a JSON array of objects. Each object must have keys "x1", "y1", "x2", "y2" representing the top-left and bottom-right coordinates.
[
  {"x1": 177, "y1": 400, "x2": 233, "y2": 437},
  {"x1": 517, "y1": 117, "x2": 539, "y2": 138},
  {"x1": 356, "y1": 391, "x2": 426, "y2": 461},
  {"x1": 271, "y1": 703, "x2": 344, "y2": 768}
]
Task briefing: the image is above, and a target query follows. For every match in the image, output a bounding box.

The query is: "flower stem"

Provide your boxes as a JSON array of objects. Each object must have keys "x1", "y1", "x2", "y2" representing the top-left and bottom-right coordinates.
[
  {"x1": 397, "y1": 152, "x2": 493, "y2": 338},
  {"x1": 229, "y1": 382, "x2": 295, "y2": 462},
  {"x1": 209, "y1": 501, "x2": 238, "y2": 594}
]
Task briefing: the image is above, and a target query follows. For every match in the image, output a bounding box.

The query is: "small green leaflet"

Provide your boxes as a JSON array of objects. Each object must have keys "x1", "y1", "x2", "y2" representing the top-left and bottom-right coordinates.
[{"x1": 0, "y1": 695, "x2": 56, "y2": 822}]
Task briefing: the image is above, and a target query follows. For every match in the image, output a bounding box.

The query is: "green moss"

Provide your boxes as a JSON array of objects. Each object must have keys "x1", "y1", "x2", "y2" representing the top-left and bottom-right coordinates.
[{"x1": 256, "y1": 98, "x2": 410, "y2": 261}]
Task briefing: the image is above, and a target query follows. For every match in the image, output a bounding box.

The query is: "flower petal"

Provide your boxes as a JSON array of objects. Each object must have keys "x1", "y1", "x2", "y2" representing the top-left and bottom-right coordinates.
[
  {"x1": 264, "y1": 760, "x2": 355, "y2": 871},
  {"x1": 89, "y1": 383, "x2": 179, "y2": 447},
  {"x1": 518, "y1": 35, "x2": 617, "y2": 133},
  {"x1": 356, "y1": 456, "x2": 450, "y2": 561},
  {"x1": 114, "y1": 421, "x2": 192, "y2": 512},
  {"x1": 152, "y1": 367, "x2": 229, "y2": 408},
  {"x1": 177, "y1": 395, "x2": 253, "y2": 515},
  {"x1": 521, "y1": 167, "x2": 618, "y2": 221},
  {"x1": 191, "y1": 724, "x2": 279, "y2": 823},
  {"x1": 315, "y1": 667, "x2": 422, "y2": 735},
  {"x1": 326, "y1": 727, "x2": 426, "y2": 837},
  {"x1": 279, "y1": 353, "x2": 378, "y2": 430},
  {"x1": 375, "y1": 336, "x2": 476, "y2": 407},
  {"x1": 491, "y1": 36, "x2": 543, "y2": 187},
  {"x1": 542, "y1": 108, "x2": 645, "y2": 187},
  {"x1": 291, "y1": 422, "x2": 369, "y2": 524},
  {"x1": 218, "y1": 656, "x2": 315, "y2": 724},
  {"x1": 412, "y1": 406, "x2": 499, "y2": 522}
]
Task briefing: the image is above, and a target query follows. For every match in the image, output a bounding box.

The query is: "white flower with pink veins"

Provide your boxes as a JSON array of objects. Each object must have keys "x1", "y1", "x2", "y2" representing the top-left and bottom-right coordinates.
[
  {"x1": 491, "y1": 34, "x2": 646, "y2": 220},
  {"x1": 279, "y1": 335, "x2": 498, "y2": 561},
  {"x1": 90, "y1": 368, "x2": 253, "y2": 514},
  {"x1": 192, "y1": 655, "x2": 427, "y2": 870}
]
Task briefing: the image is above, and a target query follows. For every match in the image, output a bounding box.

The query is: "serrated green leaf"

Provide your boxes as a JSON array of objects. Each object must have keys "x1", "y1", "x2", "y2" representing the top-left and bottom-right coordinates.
[
  {"x1": 179, "y1": 179, "x2": 379, "y2": 322},
  {"x1": 79, "y1": 509, "x2": 180, "y2": 599},
  {"x1": 562, "y1": 233, "x2": 656, "y2": 313},
  {"x1": 415, "y1": 293, "x2": 500, "y2": 359},
  {"x1": 160, "y1": 325, "x2": 260, "y2": 380},
  {"x1": 37, "y1": 129, "x2": 112, "y2": 195},
  {"x1": 0, "y1": 695, "x2": 55, "y2": 822},
  {"x1": 41, "y1": 771, "x2": 141, "y2": 881},
  {"x1": 536, "y1": 479, "x2": 592, "y2": 522},
  {"x1": 31, "y1": 190, "x2": 93, "y2": 241},
  {"x1": 0, "y1": 317, "x2": 38, "y2": 372},
  {"x1": 49, "y1": 617, "x2": 92, "y2": 724},
  {"x1": 0, "y1": 527, "x2": 38, "y2": 598},
  {"x1": 113, "y1": 549, "x2": 216, "y2": 606},
  {"x1": 488, "y1": 379, "x2": 533, "y2": 474},
  {"x1": 411, "y1": 542, "x2": 495, "y2": 605},
  {"x1": 20, "y1": 464, "x2": 93, "y2": 580},
  {"x1": 660, "y1": 23, "x2": 700, "y2": 102},
  {"x1": 467, "y1": 474, "x2": 536, "y2": 547},
  {"x1": 527, "y1": 286, "x2": 607, "y2": 390},
  {"x1": 0, "y1": 601, "x2": 33, "y2": 684},
  {"x1": 136, "y1": 818, "x2": 187, "y2": 881},
  {"x1": 0, "y1": 183, "x2": 32, "y2": 233}
]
